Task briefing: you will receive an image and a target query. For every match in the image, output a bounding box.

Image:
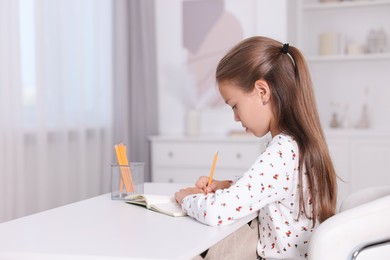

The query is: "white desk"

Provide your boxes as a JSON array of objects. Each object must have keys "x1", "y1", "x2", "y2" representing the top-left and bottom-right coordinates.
[{"x1": 0, "y1": 183, "x2": 256, "y2": 260}]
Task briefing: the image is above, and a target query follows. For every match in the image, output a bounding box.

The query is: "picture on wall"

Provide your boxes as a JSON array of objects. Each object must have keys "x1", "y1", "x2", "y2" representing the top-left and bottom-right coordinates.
[{"x1": 182, "y1": 0, "x2": 244, "y2": 108}]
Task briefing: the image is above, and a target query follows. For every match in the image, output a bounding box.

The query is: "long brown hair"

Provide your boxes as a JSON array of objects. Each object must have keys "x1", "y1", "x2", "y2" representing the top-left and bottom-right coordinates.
[{"x1": 216, "y1": 36, "x2": 337, "y2": 225}]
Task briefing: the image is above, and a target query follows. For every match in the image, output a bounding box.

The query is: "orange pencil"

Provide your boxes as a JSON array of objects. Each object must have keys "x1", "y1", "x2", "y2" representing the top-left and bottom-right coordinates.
[
  {"x1": 208, "y1": 150, "x2": 219, "y2": 186},
  {"x1": 114, "y1": 143, "x2": 133, "y2": 192},
  {"x1": 121, "y1": 144, "x2": 135, "y2": 192},
  {"x1": 114, "y1": 144, "x2": 127, "y2": 192}
]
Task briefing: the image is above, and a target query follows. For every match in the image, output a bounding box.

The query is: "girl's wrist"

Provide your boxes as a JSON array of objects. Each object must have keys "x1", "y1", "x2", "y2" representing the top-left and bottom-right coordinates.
[{"x1": 219, "y1": 180, "x2": 232, "y2": 189}]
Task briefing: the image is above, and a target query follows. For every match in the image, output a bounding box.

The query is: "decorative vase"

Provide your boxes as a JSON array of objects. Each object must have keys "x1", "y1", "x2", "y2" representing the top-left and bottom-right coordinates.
[{"x1": 185, "y1": 109, "x2": 201, "y2": 136}]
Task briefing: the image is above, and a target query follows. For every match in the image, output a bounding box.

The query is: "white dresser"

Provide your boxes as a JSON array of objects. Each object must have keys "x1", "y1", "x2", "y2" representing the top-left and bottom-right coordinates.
[
  {"x1": 325, "y1": 129, "x2": 390, "y2": 206},
  {"x1": 149, "y1": 134, "x2": 271, "y2": 183}
]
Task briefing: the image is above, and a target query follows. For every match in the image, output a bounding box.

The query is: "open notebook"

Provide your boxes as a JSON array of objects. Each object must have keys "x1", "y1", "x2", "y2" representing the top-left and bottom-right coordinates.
[{"x1": 125, "y1": 194, "x2": 187, "y2": 217}]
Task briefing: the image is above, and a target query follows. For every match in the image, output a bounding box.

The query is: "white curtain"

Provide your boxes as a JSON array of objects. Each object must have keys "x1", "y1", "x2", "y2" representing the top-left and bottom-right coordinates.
[
  {"x1": 0, "y1": 0, "x2": 113, "y2": 223},
  {"x1": 113, "y1": 0, "x2": 158, "y2": 181}
]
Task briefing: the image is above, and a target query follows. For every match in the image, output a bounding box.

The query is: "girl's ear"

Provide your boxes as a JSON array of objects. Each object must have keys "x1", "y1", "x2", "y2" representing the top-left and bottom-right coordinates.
[{"x1": 254, "y1": 80, "x2": 271, "y2": 105}]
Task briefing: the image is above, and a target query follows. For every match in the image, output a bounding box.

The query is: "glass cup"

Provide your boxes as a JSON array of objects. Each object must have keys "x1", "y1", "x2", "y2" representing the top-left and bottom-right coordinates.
[{"x1": 111, "y1": 162, "x2": 145, "y2": 200}]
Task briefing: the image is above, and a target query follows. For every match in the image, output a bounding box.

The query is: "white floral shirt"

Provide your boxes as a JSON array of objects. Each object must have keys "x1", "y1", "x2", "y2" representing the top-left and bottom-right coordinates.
[{"x1": 181, "y1": 134, "x2": 316, "y2": 259}]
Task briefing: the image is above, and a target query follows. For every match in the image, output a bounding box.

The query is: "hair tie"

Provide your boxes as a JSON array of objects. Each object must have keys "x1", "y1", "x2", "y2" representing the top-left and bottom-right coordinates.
[
  {"x1": 281, "y1": 43, "x2": 295, "y2": 67},
  {"x1": 281, "y1": 43, "x2": 289, "y2": 54}
]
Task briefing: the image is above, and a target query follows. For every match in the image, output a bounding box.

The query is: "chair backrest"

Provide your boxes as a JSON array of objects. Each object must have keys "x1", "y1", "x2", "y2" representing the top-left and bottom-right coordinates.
[
  {"x1": 340, "y1": 185, "x2": 390, "y2": 212},
  {"x1": 308, "y1": 186, "x2": 390, "y2": 260}
]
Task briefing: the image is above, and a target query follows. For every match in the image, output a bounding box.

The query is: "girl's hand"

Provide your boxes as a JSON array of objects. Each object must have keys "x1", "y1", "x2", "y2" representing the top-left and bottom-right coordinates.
[
  {"x1": 195, "y1": 176, "x2": 218, "y2": 193},
  {"x1": 175, "y1": 187, "x2": 204, "y2": 205},
  {"x1": 195, "y1": 176, "x2": 233, "y2": 194}
]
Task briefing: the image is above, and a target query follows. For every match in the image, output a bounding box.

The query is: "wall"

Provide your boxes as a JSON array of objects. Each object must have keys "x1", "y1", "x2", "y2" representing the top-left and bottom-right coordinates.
[{"x1": 155, "y1": 0, "x2": 289, "y2": 136}]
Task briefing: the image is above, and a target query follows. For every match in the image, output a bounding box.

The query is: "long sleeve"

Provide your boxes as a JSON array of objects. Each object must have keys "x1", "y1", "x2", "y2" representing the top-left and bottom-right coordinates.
[{"x1": 181, "y1": 134, "x2": 299, "y2": 226}]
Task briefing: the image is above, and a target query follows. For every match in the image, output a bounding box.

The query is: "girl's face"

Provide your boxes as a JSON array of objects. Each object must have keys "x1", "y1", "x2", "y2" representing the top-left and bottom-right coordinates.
[{"x1": 218, "y1": 80, "x2": 278, "y2": 137}]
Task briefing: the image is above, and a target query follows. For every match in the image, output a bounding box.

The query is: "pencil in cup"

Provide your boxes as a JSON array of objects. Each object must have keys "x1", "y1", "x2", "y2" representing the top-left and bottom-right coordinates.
[
  {"x1": 114, "y1": 144, "x2": 134, "y2": 192},
  {"x1": 111, "y1": 162, "x2": 145, "y2": 200},
  {"x1": 207, "y1": 150, "x2": 219, "y2": 186}
]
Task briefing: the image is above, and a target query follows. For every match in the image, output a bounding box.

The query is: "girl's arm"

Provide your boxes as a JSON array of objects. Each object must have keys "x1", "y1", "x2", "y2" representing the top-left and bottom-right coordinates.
[
  {"x1": 175, "y1": 187, "x2": 205, "y2": 204},
  {"x1": 181, "y1": 135, "x2": 297, "y2": 226},
  {"x1": 175, "y1": 177, "x2": 233, "y2": 205}
]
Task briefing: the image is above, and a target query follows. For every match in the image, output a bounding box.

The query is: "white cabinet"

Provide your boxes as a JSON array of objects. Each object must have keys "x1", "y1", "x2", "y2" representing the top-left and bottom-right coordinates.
[
  {"x1": 349, "y1": 137, "x2": 390, "y2": 191},
  {"x1": 325, "y1": 130, "x2": 390, "y2": 208},
  {"x1": 326, "y1": 135, "x2": 350, "y2": 206},
  {"x1": 149, "y1": 135, "x2": 271, "y2": 183}
]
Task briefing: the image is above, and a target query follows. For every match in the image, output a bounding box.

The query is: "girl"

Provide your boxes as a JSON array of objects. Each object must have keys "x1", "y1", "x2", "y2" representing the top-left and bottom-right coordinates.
[{"x1": 175, "y1": 36, "x2": 337, "y2": 259}]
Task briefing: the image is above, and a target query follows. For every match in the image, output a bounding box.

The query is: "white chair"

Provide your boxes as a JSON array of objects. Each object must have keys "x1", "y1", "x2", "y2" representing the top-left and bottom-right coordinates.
[{"x1": 308, "y1": 186, "x2": 390, "y2": 260}]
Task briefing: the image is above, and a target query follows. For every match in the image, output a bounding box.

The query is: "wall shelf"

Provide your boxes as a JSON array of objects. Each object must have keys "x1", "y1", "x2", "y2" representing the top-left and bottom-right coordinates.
[
  {"x1": 324, "y1": 128, "x2": 390, "y2": 137},
  {"x1": 303, "y1": 0, "x2": 390, "y2": 11},
  {"x1": 307, "y1": 53, "x2": 390, "y2": 62}
]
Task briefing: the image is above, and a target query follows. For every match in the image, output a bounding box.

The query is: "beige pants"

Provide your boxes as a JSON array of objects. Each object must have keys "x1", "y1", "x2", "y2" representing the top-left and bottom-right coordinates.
[{"x1": 193, "y1": 218, "x2": 260, "y2": 260}]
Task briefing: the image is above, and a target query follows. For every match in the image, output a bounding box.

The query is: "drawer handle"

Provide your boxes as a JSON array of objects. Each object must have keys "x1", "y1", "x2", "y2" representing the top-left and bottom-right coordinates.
[
  {"x1": 236, "y1": 153, "x2": 242, "y2": 159},
  {"x1": 168, "y1": 152, "x2": 174, "y2": 158}
]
